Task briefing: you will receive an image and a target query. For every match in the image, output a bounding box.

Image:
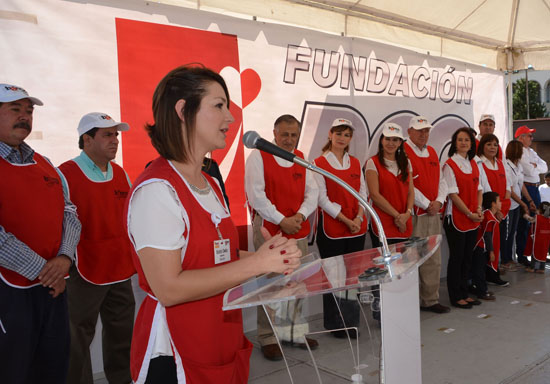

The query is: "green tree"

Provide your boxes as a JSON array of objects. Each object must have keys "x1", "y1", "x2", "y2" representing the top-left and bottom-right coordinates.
[{"x1": 512, "y1": 78, "x2": 548, "y2": 120}]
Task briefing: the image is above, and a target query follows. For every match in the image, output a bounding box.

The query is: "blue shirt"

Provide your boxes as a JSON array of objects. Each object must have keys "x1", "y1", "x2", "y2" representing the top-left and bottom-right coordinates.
[
  {"x1": 0, "y1": 141, "x2": 81, "y2": 281},
  {"x1": 59, "y1": 151, "x2": 131, "y2": 194}
]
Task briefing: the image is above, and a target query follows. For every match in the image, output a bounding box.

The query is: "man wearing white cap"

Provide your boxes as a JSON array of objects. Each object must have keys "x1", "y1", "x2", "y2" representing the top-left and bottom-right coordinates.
[
  {"x1": 58, "y1": 112, "x2": 135, "y2": 384},
  {"x1": 515, "y1": 125, "x2": 548, "y2": 266},
  {"x1": 404, "y1": 116, "x2": 450, "y2": 314},
  {"x1": 0, "y1": 84, "x2": 81, "y2": 383}
]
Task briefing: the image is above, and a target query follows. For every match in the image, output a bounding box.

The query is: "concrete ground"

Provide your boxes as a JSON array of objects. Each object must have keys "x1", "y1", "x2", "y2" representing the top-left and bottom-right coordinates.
[{"x1": 95, "y1": 265, "x2": 550, "y2": 384}]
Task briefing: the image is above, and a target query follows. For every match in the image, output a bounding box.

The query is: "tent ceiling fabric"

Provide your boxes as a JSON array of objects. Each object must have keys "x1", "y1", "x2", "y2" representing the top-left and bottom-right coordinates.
[{"x1": 164, "y1": 0, "x2": 550, "y2": 71}]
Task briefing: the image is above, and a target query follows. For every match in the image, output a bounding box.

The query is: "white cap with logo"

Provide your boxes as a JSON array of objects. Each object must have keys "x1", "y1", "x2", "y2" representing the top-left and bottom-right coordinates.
[
  {"x1": 0, "y1": 84, "x2": 43, "y2": 106},
  {"x1": 479, "y1": 114, "x2": 495, "y2": 123},
  {"x1": 331, "y1": 118, "x2": 355, "y2": 130},
  {"x1": 381, "y1": 122, "x2": 404, "y2": 139},
  {"x1": 409, "y1": 116, "x2": 432, "y2": 130},
  {"x1": 77, "y1": 112, "x2": 130, "y2": 136}
]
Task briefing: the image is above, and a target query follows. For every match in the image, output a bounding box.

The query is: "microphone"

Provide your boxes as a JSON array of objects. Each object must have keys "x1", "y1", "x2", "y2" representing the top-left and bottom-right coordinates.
[{"x1": 242, "y1": 131, "x2": 296, "y2": 163}]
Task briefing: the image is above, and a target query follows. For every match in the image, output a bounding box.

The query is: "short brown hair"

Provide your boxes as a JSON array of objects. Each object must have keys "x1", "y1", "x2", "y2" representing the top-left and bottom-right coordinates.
[
  {"x1": 146, "y1": 65, "x2": 230, "y2": 163},
  {"x1": 505, "y1": 140, "x2": 523, "y2": 163},
  {"x1": 476, "y1": 133, "x2": 499, "y2": 158}
]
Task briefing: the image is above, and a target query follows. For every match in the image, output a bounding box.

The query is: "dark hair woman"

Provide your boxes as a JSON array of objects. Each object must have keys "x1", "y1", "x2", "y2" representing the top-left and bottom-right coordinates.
[
  {"x1": 365, "y1": 122, "x2": 414, "y2": 245},
  {"x1": 442, "y1": 127, "x2": 483, "y2": 309},
  {"x1": 123, "y1": 65, "x2": 302, "y2": 384},
  {"x1": 313, "y1": 118, "x2": 367, "y2": 338},
  {"x1": 476, "y1": 134, "x2": 511, "y2": 286}
]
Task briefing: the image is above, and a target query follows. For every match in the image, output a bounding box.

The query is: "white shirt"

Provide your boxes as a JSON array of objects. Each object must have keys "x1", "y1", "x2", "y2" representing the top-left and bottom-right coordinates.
[
  {"x1": 519, "y1": 146, "x2": 548, "y2": 183},
  {"x1": 404, "y1": 141, "x2": 448, "y2": 210},
  {"x1": 505, "y1": 160, "x2": 525, "y2": 210},
  {"x1": 539, "y1": 183, "x2": 550, "y2": 203},
  {"x1": 128, "y1": 165, "x2": 229, "y2": 358},
  {"x1": 245, "y1": 148, "x2": 319, "y2": 226},
  {"x1": 442, "y1": 154, "x2": 483, "y2": 216},
  {"x1": 473, "y1": 155, "x2": 492, "y2": 193},
  {"x1": 313, "y1": 151, "x2": 368, "y2": 219},
  {"x1": 479, "y1": 155, "x2": 512, "y2": 192}
]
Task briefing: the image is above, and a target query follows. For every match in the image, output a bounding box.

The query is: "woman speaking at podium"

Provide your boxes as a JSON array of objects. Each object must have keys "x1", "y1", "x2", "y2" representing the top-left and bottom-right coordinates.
[
  {"x1": 313, "y1": 118, "x2": 368, "y2": 338},
  {"x1": 124, "y1": 65, "x2": 301, "y2": 384}
]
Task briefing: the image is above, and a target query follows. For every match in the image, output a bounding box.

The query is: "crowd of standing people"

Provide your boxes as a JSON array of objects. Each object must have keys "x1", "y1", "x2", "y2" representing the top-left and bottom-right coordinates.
[{"x1": 1, "y1": 64, "x2": 549, "y2": 384}]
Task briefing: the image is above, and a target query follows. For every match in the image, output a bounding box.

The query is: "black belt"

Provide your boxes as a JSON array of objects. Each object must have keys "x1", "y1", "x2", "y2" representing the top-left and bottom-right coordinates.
[{"x1": 524, "y1": 182, "x2": 539, "y2": 187}]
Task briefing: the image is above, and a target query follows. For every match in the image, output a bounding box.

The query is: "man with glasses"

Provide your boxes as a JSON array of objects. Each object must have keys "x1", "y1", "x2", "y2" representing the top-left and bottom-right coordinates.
[{"x1": 515, "y1": 126, "x2": 548, "y2": 266}]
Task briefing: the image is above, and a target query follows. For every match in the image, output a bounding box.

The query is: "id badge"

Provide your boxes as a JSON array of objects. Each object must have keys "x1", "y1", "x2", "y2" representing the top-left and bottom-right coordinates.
[{"x1": 214, "y1": 239, "x2": 231, "y2": 264}]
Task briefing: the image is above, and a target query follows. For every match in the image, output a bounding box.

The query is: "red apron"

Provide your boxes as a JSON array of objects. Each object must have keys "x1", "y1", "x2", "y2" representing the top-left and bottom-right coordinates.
[
  {"x1": 370, "y1": 156, "x2": 412, "y2": 239},
  {"x1": 58, "y1": 160, "x2": 135, "y2": 284},
  {"x1": 446, "y1": 158, "x2": 481, "y2": 232},
  {"x1": 482, "y1": 159, "x2": 511, "y2": 217},
  {"x1": 475, "y1": 210, "x2": 500, "y2": 272},
  {"x1": 314, "y1": 155, "x2": 367, "y2": 239},
  {"x1": 524, "y1": 214, "x2": 550, "y2": 263},
  {"x1": 125, "y1": 157, "x2": 252, "y2": 384},
  {"x1": 404, "y1": 143, "x2": 440, "y2": 216},
  {"x1": 260, "y1": 150, "x2": 310, "y2": 239},
  {"x1": 0, "y1": 153, "x2": 64, "y2": 288}
]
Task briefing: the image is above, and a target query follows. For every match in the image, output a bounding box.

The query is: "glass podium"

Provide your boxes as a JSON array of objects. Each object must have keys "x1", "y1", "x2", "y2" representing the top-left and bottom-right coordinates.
[{"x1": 223, "y1": 235, "x2": 442, "y2": 384}]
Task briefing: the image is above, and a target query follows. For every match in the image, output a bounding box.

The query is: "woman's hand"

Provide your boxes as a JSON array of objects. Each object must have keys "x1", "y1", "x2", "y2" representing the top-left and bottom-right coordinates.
[
  {"x1": 255, "y1": 228, "x2": 302, "y2": 275},
  {"x1": 394, "y1": 211, "x2": 411, "y2": 232},
  {"x1": 467, "y1": 211, "x2": 483, "y2": 223}
]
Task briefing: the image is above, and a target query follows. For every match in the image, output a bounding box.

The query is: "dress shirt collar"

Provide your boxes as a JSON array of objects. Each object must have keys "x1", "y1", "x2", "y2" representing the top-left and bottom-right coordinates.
[{"x1": 0, "y1": 141, "x2": 35, "y2": 164}]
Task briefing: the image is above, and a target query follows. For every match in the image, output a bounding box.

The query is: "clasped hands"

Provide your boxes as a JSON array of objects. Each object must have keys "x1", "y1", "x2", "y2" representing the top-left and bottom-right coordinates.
[{"x1": 38, "y1": 255, "x2": 72, "y2": 298}]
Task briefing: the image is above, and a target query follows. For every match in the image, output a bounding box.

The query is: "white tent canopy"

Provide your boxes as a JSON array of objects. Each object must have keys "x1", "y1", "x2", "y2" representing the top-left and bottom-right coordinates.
[{"x1": 167, "y1": 0, "x2": 550, "y2": 71}]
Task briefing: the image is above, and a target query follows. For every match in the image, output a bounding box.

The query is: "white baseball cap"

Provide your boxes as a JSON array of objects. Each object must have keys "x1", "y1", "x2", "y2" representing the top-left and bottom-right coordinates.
[
  {"x1": 479, "y1": 114, "x2": 495, "y2": 123},
  {"x1": 331, "y1": 118, "x2": 355, "y2": 130},
  {"x1": 409, "y1": 116, "x2": 432, "y2": 130},
  {"x1": 381, "y1": 122, "x2": 404, "y2": 139},
  {"x1": 77, "y1": 112, "x2": 130, "y2": 136},
  {"x1": 0, "y1": 84, "x2": 43, "y2": 106}
]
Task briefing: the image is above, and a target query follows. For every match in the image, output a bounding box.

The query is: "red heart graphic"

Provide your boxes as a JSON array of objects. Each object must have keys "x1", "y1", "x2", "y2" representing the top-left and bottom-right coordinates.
[{"x1": 241, "y1": 68, "x2": 261, "y2": 109}]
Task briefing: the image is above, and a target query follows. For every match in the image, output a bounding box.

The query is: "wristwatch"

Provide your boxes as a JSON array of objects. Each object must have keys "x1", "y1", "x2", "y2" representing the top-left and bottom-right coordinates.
[{"x1": 356, "y1": 215, "x2": 364, "y2": 222}]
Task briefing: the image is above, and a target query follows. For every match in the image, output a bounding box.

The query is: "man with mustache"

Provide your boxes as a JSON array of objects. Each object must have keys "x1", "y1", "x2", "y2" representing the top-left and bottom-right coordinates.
[
  {"x1": 0, "y1": 84, "x2": 81, "y2": 383},
  {"x1": 58, "y1": 112, "x2": 135, "y2": 384}
]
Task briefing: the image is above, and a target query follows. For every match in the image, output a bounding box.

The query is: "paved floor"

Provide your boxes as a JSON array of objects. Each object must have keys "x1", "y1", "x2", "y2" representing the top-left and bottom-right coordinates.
[{"x1": 95, "y1": 265, "x2": 550, "y2": 384}]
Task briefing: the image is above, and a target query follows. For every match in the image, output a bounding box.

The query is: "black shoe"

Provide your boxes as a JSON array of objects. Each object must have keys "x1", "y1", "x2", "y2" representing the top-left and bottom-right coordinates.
[
  {"x1": 452, "y1": 301, "x2": 472, "y2": 309},
  {"x1": 420, "y1": 303, "x2": 451, "y2": 314},
  {"x1": 487, "y1": 278, "x2": 510, "y2": 287},
  {"x1": 466, "y1": 299, "x2": 482, "y2": 306}
]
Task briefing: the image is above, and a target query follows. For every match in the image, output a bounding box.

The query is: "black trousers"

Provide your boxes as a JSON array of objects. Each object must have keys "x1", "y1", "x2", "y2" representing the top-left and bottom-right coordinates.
[
  {"x1": 145, "y1": 356, "x2": 178, "y2": 384},
  {"x1": 444, "y1": 217, "x2": 478, "y2": 304},
  {"x1": 0, "y1": 280, "x2": 70, "y2": 384},
  {"x1": 471, "y1": 247, "x2": 488, "y2": 295},
  {"x1": 316, "y1": 217, "x2": 366, "y2": 330}
]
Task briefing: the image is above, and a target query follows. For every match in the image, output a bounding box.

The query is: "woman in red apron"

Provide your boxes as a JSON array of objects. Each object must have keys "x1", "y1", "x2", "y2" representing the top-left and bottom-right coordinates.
[
  {"x1": 365, "y1": 122, "x2": 414, "y2": 246},
  {"x1": 476, "y1": 134, "x2": 511, "y2": 286},
  {"x1": 313, "y1": 118, "x2": 368, "y2": 338},
  {"x1": 442, "y1": 128, "x2": 483, "y2": 309},
  {"x1": 364, "y1": 123, "x2": 414, "y2": 322},
  {"x1": 124, "y1": 66, "x2": 302, "y2": 384}
]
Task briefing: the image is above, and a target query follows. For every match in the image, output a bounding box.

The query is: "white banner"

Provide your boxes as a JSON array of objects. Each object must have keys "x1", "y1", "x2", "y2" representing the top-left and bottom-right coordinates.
[{"x1": 2, "y1": 0, "x2": 507, "y2": 237}]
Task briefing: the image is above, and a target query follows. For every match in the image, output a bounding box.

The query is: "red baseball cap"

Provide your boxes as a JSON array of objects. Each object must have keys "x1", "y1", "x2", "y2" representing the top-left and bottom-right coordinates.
[{"x1": 514, "y1": 125, "x2": 535, "y2": 138}]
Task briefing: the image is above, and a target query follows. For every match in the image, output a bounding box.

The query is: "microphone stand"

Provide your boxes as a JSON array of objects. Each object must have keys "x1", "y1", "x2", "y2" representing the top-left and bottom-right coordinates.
[{"x1": 292, "y1": 157, "x2": 401, "y2": 277}]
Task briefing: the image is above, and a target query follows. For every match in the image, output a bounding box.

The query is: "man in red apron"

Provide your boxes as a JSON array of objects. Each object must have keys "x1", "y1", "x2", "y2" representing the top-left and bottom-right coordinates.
[
  {"x1": 0, "y1": 84, "x2": 81, "y2": 384},
  {"x1": 245, "y1": 114, "x2": 319, "y2": 360},
  {"x1": 404, "y1": 116, "x2": 450, "y2": 314},
  {"x1": 58, "y1": 112, "x2": 135, "y2": 384}
]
